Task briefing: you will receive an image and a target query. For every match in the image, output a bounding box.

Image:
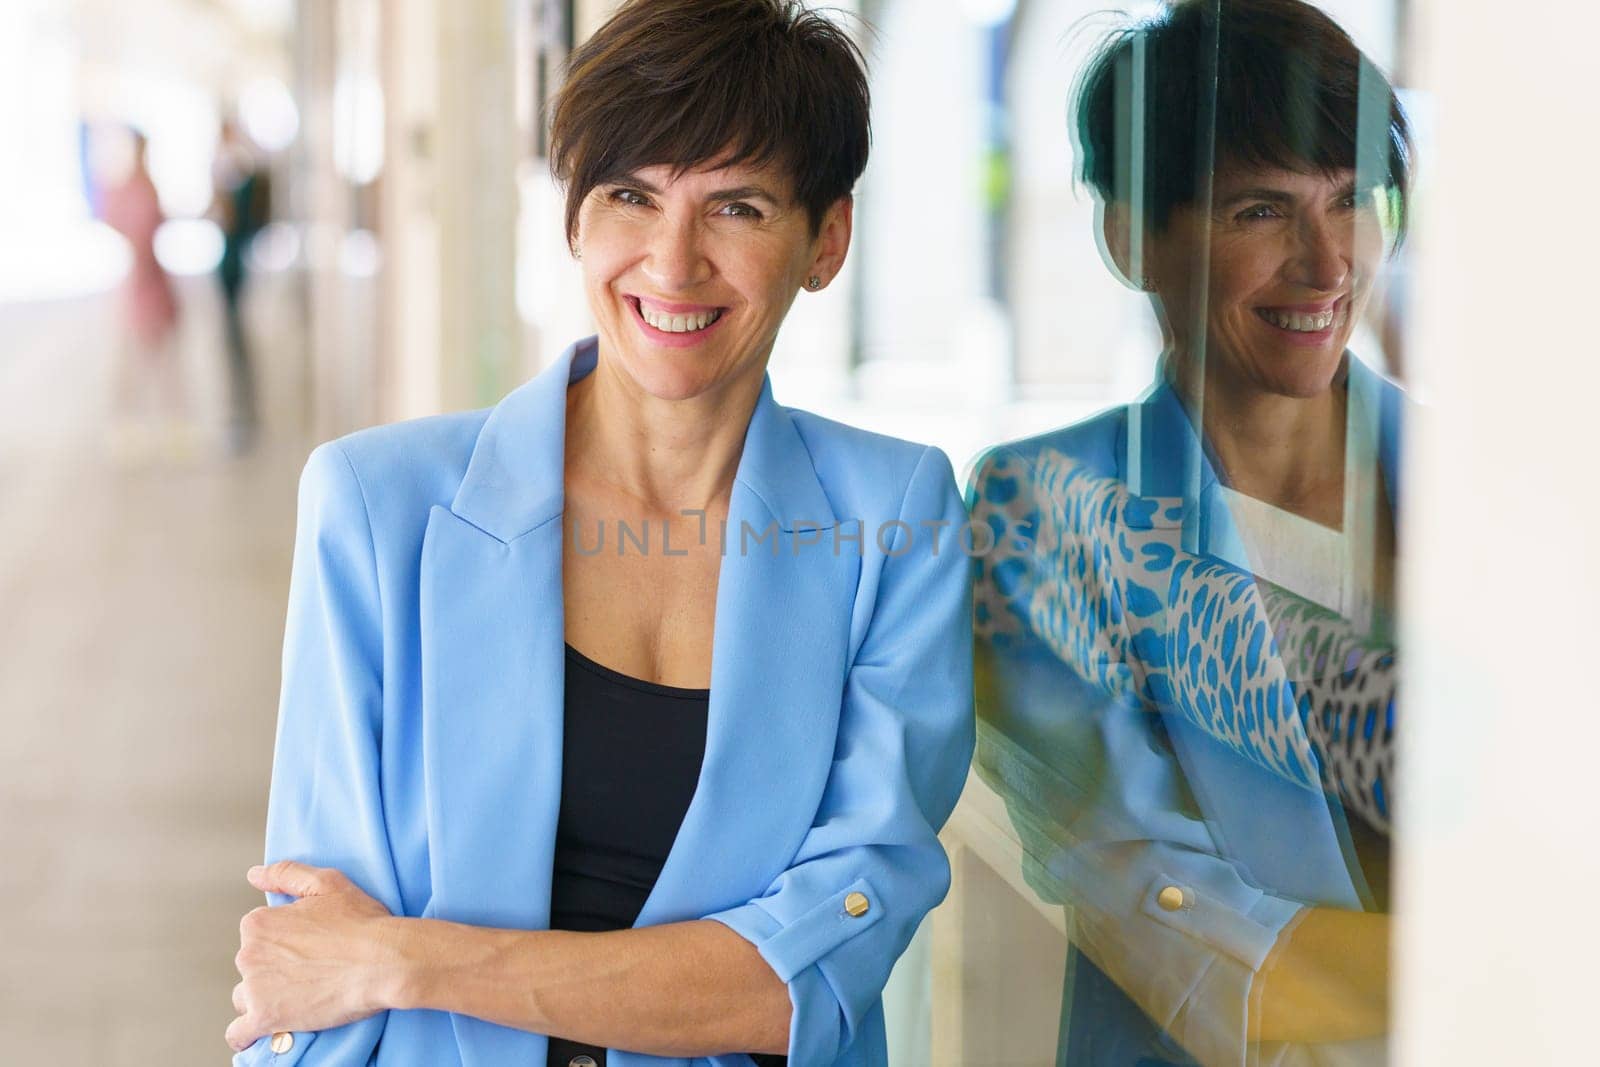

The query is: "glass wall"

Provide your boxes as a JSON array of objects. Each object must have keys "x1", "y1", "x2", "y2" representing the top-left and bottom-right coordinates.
[{"x1": 907, "y1": 2, "x2": 1415, "y2": 1063}]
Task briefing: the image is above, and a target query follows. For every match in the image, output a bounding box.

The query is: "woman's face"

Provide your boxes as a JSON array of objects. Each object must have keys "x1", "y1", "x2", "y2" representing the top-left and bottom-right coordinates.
[
  {"x1": 1145, "y1": 164, "x2": 1385, "y2": 399},
  {"x1": 576, "y1": 159, "x2": 850, "y2": 404}
]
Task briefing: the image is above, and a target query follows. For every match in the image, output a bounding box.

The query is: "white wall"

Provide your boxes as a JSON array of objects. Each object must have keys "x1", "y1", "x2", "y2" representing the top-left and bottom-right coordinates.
[{"x1": 1395, "y1": 1, "x2": 1600, "y2": 1062}]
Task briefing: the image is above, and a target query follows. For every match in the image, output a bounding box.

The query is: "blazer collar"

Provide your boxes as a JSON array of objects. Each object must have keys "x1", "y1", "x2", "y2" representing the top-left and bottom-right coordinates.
[
  {"x1": 1130, "y1": 353, "x2": 1404, "y2": 514},
  {"x1": 450, "y1": 336, "x2": 836, "y2": 542}
]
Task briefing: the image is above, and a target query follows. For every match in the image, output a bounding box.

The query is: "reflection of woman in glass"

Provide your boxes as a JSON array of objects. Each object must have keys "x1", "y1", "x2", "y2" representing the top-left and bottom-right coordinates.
[
  {"x1": 226, "y1": 2, "x2": 973, "y2": 1065},
  {"x1": 969, "y1": 1, "x2": 1410, "y2": 1063}
]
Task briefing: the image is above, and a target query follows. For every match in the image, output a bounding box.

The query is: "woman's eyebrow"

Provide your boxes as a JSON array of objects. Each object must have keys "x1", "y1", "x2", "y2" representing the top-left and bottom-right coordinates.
[
  {"x1": 607, "y1": 175, "x2": 661, "y2": 193},
  {"x1": 600, "y1": 177, "x2": 782, "y2": 205},
  {"x1": 706, "y1": 185, "x2": 782, "y2": 205},
  {"x1": 1215, "y1": 187, "x2": 1297, "y2": 208}
]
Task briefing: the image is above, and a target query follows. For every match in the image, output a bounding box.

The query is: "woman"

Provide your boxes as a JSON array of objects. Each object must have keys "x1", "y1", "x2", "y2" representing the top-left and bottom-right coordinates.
[
  {"x1": 969, "y1": 1, "x2": 1409, "y2": 1063},
  {"x1": 227, "y1": 2, "x2": 974, "y2": 1064},
  {"x1": 98, "y1": 127, "x2": 185, "y2": 439}
]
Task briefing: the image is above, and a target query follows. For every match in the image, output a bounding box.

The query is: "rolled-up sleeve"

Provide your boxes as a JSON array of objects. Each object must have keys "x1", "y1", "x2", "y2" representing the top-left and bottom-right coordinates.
[
  {"x1": 1050, "y1": 739, "x2": 1309, "y2": 1067},
  {"x1": 709, "y1": 446, "x2": 976, "y2": 1064},
  {"x1": 234, "y1": 442, "x2": 402, "y2": 1067}
]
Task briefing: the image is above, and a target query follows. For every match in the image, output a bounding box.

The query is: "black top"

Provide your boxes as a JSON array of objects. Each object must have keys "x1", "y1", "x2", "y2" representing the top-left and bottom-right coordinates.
[
  {"x1": 550, "y1": 644, "x2": 710, "y2": 934},
  {"x1": 547, "y1": 645, "x2": 785, "y2": 1067}
]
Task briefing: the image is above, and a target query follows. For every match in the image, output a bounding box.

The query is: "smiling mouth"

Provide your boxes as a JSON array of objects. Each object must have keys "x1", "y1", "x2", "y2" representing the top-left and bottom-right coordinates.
[
  {"x1": 629, "y1": 297, "x2": 726, "y2": 335},
  {"x1": 1254, "y1": 302, "x2": 1344, "y2": 333}
]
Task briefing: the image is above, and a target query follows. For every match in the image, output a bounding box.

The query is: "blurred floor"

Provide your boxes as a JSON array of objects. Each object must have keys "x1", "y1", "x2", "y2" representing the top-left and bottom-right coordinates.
[{"x1": 0, "y1": 271, "x2": 310, "y2": 1064}]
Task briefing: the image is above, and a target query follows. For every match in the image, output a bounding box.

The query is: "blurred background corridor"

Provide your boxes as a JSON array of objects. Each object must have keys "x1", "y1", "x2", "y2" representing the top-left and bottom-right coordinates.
[
  {"x1": 3, "y1": 0, "x2": 1598, "y2": 1064},
  {"x1": 0, "y1": 264, "x2": 302, "y2": 1061},
  {"x1": 0, "y1": 2, "x2": 320, "y2": 1060}
]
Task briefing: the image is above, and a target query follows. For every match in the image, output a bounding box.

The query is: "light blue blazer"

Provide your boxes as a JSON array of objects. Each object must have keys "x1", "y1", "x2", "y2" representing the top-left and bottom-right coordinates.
[{"x1": 236, "y1": 339, "x2": 975, "y2": 1067}]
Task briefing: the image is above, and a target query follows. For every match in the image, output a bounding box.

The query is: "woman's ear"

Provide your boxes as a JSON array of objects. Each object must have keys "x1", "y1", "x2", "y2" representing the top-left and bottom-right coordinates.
[
  {"x1": 1100, "y1": 197, "x2": 1164, "y2": 294},
  {"x1": 805, "y1": 196, "x2": 854, "y2": 289},
  {"x1": 1095, "y1": 200, "x2": 1153, "y2": 292}
]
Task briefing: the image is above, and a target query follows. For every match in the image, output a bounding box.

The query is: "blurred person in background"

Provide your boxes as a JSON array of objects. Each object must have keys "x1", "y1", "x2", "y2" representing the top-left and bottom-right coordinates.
[
  {"x1": 968, "y1": 0, "x2": 1410, "y2": 1063},
  {"x1": 226, "y1": 2, "x2": 973, "y2": 1065},
  {"x1": 211, "y1": 115, "x2": 270, "y2": 453},
  {"x1": 96, "y1": 124, "x2": 187, "y2": 453}
]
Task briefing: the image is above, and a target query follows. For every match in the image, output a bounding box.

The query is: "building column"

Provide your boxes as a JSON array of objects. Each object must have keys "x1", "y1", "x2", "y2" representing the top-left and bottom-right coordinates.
[
  {"x1": 434, "y1": 0, "x2": 519, "y2": 411},
  {"x1": 377, "y1": 0, "x2": 520, "y2": 422}
]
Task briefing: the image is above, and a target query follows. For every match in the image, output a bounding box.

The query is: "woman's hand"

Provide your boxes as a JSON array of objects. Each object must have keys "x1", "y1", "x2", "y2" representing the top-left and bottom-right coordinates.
[{"x1": 226, "y1": 861, "x2": 399, "y2": 1053}]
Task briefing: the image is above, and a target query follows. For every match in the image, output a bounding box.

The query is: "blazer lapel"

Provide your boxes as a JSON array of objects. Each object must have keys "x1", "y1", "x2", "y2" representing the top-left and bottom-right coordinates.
[
  {"x1": 418, "y1": 340, "x2": 593, "y2": 1066},
  {"x1": 420, "y1": 513, "x2": 564, "y2": 926},
  {"x1": 636, "y1": 382, "x2": 861, "y2": 928}
]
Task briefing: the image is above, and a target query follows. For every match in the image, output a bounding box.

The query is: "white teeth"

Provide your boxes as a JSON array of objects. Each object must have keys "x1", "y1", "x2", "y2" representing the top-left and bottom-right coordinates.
[
  {"x1": 639, "y1": 304, "x2": 721, "y2": 333},
  {"x1": 1260, "y1": 307, "x2": 1337, "y2": 332}
]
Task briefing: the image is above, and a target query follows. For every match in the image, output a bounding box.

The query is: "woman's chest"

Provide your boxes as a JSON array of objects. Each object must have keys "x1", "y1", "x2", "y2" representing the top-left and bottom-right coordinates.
[{"x1": 562, "y1": 515, "x2": 724, "y2": 688}]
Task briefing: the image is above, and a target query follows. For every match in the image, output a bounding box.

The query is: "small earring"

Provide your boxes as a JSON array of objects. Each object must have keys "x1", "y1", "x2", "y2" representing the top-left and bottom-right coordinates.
[
  {"x1": 572, "y1": 245, "x2": 583, "y2": 261},
  {"x1": 807, "y1": 275, "x2": 822, "y2": 291}
]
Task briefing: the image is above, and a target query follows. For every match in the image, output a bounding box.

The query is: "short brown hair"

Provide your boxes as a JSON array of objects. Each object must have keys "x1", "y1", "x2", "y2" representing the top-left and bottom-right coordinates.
[
  {"x1": 550, "y1": 0, "x2": 870, "y2": 244},
  {"x1": 1076, "y1": 0, "x2": 1413, "y2": 239}
]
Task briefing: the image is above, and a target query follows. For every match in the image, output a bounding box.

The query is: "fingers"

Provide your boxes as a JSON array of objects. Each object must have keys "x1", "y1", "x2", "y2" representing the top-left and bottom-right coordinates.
[
  {"x1": 248, "y1": 859, "x2": 345, "y2": 898},
  {"x1": 227, "y1": 983, "x2": 258, "y2": 1053},
  {"x1": 224, "y1": 1012, "x2": 263, "y2": 1053}
]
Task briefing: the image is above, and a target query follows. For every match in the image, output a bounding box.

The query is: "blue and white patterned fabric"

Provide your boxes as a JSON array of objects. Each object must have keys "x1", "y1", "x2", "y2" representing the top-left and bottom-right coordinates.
[
  {"x1": 971, "y1": 446, "x2": 1397, "y2": 832},
  {"x1": 968, "y1": 356, "x2": 1405, "y2": 1066}
]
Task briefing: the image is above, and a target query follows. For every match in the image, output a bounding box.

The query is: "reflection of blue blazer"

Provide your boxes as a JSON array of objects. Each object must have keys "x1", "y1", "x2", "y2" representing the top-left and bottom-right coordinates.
[
  {"x1": 971, "y1": 357, "x2": 1402, "y2": 1066},
  {"x1": 236, "y1": 339, "x2": 975, "y2": 1067}
]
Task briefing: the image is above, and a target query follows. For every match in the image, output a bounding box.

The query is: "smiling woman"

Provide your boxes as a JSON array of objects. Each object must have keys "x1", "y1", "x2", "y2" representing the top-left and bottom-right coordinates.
[{"x1": 226, "y1": 3, "x2": 974, "y2": 1067}]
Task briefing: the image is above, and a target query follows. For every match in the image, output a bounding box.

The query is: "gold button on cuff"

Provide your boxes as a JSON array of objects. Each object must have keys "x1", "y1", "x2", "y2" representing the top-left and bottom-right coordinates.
[
  {"x1": 844, "y1": 891, "x2": 870, "y2": 917},
  {"x1": 270, "y1": 1032, "x2": 294, "y2": 1054},
  {"x1": 1156, "y1": 885, "x2": 1191, "y2": 912}
]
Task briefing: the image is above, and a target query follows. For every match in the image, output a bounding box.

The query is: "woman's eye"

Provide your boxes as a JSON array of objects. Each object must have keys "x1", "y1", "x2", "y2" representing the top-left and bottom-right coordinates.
[{"x1": 609, "y1": 189, "x2": 651, "y2": 207}]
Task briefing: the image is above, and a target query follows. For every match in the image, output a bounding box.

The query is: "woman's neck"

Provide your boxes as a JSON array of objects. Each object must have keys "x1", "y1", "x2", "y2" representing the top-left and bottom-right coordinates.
[
  {"x1": 564, "y1": 358, "x2": 760, "y2": 516},
  {"x1": 1174, "y1": 354, "x2": 1348, "y2": 526}
]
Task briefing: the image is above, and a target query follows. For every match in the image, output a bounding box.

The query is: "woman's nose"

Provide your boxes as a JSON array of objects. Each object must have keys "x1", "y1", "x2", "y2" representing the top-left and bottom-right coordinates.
[
  {"x1": 1295, "y1": 217, "x2": 1351, "y2": 293},
  {"x1": 642, "y1": 217, "x2": 711, "y2": 292}
]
